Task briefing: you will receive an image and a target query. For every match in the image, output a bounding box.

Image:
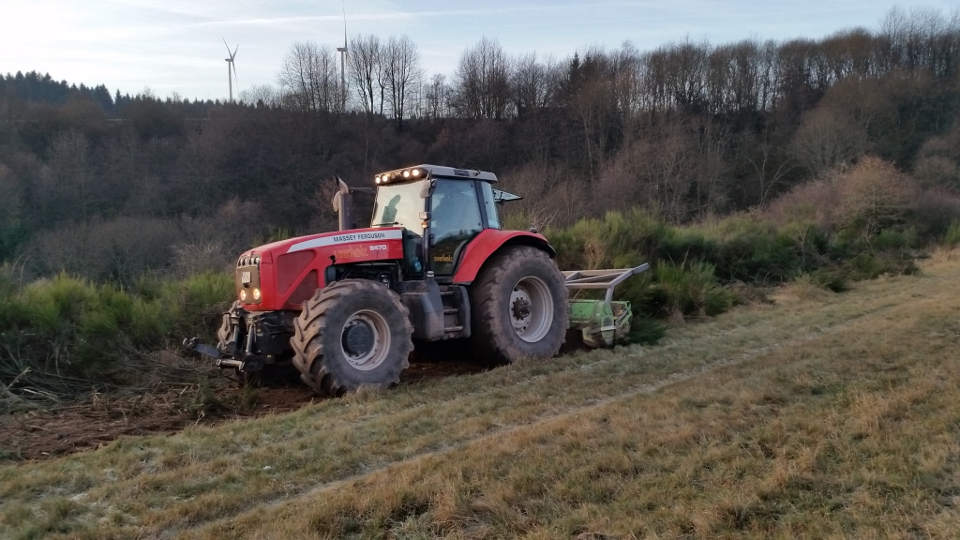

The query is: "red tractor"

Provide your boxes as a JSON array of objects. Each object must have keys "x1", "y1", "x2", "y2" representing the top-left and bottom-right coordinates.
[{"x1": 188, "y1": 165, "x2": 645, "y2": 394}]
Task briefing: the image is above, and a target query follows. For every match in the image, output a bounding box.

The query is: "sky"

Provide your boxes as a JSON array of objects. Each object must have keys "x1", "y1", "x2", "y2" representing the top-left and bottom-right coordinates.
[{"x1": 1, "y1": 0, "x2": 957, "y2": 101}]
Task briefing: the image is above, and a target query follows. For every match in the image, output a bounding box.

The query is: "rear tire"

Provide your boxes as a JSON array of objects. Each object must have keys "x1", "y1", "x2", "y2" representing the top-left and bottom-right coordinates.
[
  {"x1": 470, "y1": 245, "x2": 568, "y2": 364},
  {"x1": 290, "y1": 280, "x2": 414, "y2": 395}
]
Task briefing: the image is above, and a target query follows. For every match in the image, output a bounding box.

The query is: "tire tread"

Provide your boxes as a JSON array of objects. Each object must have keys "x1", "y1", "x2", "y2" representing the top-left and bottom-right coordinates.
[{"x1": 291, "y1": 279, "x2": 413, "y2": 394}]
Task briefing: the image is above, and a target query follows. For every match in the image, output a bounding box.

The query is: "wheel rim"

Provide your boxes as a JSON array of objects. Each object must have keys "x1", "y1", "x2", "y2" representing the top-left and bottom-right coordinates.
[
  {"x1": 510, "y1": 275, "x2": 554, "y2": 343},
  {"x1": 340, "y1": 309, "x2": 391, "y2": 371}
]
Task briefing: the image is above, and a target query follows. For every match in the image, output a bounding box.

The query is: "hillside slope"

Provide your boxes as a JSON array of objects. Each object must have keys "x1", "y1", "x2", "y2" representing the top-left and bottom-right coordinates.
[{"x1": 2, "y1": 252, "x2": 959, "y2": 538}]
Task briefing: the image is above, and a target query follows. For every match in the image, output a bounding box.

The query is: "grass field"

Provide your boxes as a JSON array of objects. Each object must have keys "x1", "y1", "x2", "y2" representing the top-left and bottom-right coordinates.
[{"x1": 1, "y1": 251, "x2": 959, "y2": 539}]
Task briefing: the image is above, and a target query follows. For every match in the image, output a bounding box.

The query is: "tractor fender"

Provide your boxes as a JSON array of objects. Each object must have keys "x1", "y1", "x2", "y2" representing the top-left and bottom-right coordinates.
[{"x1": 452, "y1": 229, "x2": 556, "y2": 285}]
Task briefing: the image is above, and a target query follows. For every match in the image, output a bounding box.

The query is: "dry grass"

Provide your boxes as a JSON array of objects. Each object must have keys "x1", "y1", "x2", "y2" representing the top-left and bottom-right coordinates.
[
  {"x1": 768, "y1": 274, "x2": 835, "y2": 304},
  {"x1": 1, "y1": 253, "x2": 959, "y2": 538}
]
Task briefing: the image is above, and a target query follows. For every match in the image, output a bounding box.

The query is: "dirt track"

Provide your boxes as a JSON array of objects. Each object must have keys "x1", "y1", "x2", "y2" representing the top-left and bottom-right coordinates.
[{"x1": 0, "y1": 353, "x2": 489, "y2": 461}]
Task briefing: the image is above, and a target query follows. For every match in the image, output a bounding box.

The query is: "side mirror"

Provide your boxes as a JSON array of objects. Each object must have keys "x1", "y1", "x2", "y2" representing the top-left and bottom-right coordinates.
[{"x1": 492, "y1": 188, "x2": 522, "y2": 204}]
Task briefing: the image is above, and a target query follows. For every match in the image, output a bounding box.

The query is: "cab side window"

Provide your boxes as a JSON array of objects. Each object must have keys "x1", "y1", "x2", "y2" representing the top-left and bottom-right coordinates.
[
  {"x1": 480, "y1": 181, "x2": 501, "y2": 229},
  {"x1": 430, "y1": 180, "x2": 483, "y2": 275}
]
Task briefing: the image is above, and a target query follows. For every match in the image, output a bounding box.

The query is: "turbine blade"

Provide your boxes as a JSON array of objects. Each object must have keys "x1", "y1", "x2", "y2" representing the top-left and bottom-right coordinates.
[
  {"x1": 222, "y1": 37, "x2": 231, "y2": 54},
  {"x1": 232, "y1": 45, "x2": 239, "y2": 59}
]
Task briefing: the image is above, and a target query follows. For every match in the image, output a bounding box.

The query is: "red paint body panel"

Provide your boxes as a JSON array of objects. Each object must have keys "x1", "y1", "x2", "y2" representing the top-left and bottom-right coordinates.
[
  {"x1": 236, "y1": 227, "x2": 553, "y2": 312},
  {"x1": 452, "y1": 229, "x2": 554, "y2": 284},
  {"x1": 237, "y1": 227, "x2": 404, "y2": 311}
]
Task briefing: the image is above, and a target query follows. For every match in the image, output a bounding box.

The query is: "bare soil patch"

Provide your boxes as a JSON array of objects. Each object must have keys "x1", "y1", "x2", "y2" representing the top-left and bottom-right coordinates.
[
  {"x1": 0, "y1": 380, "x2": 306, "y2": 460},
  {"x1": 0, "y1": 351, "x2": 490, "y2": 461}
]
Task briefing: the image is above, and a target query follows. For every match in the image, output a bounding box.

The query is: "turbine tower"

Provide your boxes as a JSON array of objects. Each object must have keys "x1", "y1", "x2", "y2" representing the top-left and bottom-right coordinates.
[
  {"x1": 336, "y1": 1, "x2": 347, "y2": 111},
  {"x1": 223, "y1": 39, "x2": 239, "y2": 103}
]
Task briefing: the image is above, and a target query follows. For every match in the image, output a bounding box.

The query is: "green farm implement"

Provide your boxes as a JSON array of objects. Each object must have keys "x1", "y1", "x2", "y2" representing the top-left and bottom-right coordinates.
[{"x1": 565, "y1": 264, "x2": 649, "y2": 348}]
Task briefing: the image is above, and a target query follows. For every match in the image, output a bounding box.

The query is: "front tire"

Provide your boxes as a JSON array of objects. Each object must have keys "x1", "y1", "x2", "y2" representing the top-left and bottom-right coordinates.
[
  {"x1": 470, "y1": 245, "x2": 568, "y2": 364},
  {"x1": 290, "y1": 280, "x2": 414, "y2": 395}
]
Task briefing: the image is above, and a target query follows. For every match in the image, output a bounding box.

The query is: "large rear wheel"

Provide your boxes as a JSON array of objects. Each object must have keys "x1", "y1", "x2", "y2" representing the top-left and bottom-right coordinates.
[
  {"x1": 291, "y1": 280, "x2": 414, "y2": 395},
  {"x1": 470, "y1": 245, "x2": 568, "y2": 364}
]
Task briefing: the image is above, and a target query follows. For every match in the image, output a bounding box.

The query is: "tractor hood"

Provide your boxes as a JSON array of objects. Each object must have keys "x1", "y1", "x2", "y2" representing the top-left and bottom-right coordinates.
[
  {"x1": 239, "y1": 227, "x2": 404, "y2": 262},
  {"x1": 235, "y1": 227, "x2": 405, "y2": 311}
]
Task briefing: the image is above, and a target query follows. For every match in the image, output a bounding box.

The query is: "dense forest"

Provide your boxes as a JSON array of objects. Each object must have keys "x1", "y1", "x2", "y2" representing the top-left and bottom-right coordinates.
[{"x1": 0, "y1": 9, "x2": 958, "y2": 285}]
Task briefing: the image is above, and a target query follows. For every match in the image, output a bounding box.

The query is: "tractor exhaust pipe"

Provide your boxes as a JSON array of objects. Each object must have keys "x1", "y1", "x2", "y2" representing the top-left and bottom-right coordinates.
[{"x1": 332, "y1": 177, "x2": 352, "y2": 231}]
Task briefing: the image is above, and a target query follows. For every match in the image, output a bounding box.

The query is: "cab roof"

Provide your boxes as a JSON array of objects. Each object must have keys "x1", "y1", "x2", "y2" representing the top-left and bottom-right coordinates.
[{"x1": 376, "y1": 164, "x2": 499, "y2": 183}]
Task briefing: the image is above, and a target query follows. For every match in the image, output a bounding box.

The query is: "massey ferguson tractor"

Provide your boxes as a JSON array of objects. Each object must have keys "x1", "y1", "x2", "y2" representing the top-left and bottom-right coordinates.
[{"x1": 187, "y1": 165, "x2": 647, "y2": 394}]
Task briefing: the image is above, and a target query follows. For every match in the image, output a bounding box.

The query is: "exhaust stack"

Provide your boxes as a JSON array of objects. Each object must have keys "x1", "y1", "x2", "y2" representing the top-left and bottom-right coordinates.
[{"x1": 331, "y1": 177, "x2": 352, "y2": 231}]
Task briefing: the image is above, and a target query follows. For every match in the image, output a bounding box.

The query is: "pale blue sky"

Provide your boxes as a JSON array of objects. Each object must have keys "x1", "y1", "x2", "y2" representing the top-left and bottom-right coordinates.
[{"x1": 1, "y1": 1, "x2": 956, "y2": 101}]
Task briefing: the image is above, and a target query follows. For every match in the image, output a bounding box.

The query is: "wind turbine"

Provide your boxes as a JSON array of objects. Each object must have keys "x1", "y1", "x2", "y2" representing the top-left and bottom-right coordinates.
[
  {"x1": 336, "y1": 1, "x2": 347, "y2": 110},
  {"x1": 223, "y1": 39, "x2": 239, "y2": 103}
]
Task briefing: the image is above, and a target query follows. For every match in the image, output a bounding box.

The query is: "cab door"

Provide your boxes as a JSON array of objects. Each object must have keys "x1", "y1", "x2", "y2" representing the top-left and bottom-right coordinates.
[{"x1": 429, "y1": 179, "x2": 484, "y2": 275}]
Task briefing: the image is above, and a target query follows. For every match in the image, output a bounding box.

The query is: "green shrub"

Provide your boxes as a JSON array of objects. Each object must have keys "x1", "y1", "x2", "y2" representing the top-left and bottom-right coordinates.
[
  {"x1": 0, "y1": 272, "x2": 232, "y2": 383},
  {"x1": 128, "y1": 297, "x2": 173, "y2": 347},
  {"x1": 549, "y1": 208, "x2": 669, "y2": 270},
  {"x1": 808, "y1": 251, "x2": 917, "y2": 293},
  {"x1": 164, "y1": 271, "x2": 233, "y2": 338},
  {"x1": 650, "y1": 261, "x2": 729, "y2": 319},
  {"x1": 810, "y1": 268, "x2": 850, "y2": 293},
  {"x1": 945, "y1": 221, "x2": 960, "y2": 247},
  {"x1": 695, "y1": 216, "x2": 806, "y2": 283},
  {"x1": 546, "y1": 194, "x2": 937, "y2": 329},
  {"x1": 872, "y1": 228, "x2": 917, "y2": 251},
  {"x1": 500, "y1": 212, "x2": 530, "y2": 232},
  {"x1": 704, "y1": 287, "x2": 737, "y2": 317},
  {"x1": 846, "y1": 252, "x2": 918, "y2": 280},
  {"x1": 658, "y1": 228, "x2": 715, "y2": 267}
]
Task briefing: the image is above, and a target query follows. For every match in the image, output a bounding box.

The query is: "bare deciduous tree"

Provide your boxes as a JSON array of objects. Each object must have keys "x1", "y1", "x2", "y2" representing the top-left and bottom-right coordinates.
[
  {"x1": 455, "y1": 37, "x2": 512, "y2": 119},
  {"x1": 424, "y1": 73, "x2": 450, "y2": 119},
  {"x1": 512, "y1": 53, "x2": 553, "y2": 118},
  {"x1": 792, "y1": 105, "x2": 869, "y2": 175},
  {"x1": 382, "y1": 36, "x2": 420, "y2": 127},
  {"x1": 239, "y1": 85, "x2": 279, "y2": 107},
  {"x1": 279, "y1": 41, "x2": 341, "y2": 113},
  {"x1": 349, "y1": 34, "x2": 382, "y2": 115}
]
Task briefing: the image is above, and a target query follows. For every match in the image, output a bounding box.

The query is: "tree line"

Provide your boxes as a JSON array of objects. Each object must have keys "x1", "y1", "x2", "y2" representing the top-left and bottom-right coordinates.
[{"x1": 265, "y1": 8, "x2": 959, "y2": 123}]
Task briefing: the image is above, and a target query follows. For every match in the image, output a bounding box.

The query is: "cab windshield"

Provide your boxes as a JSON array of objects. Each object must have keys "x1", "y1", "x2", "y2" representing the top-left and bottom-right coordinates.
[{"x1": 370, "y1": 180, "x2": 427, "y2": 232}]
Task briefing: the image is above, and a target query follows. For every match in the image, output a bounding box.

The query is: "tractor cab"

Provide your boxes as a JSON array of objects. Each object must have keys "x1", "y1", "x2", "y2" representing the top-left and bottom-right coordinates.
[{"x1": 365, "y1": 165, "x2": 510, "y2": 278}]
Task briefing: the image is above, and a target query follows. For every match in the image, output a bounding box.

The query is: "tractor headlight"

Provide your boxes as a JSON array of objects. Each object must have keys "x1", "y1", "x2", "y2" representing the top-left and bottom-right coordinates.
[
  {"x1": 252, "y1": 288, "x2": 261, "y2": 301},
  {"x1": 239, "y1": 289, "x2": 248, "y2": 302}
]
